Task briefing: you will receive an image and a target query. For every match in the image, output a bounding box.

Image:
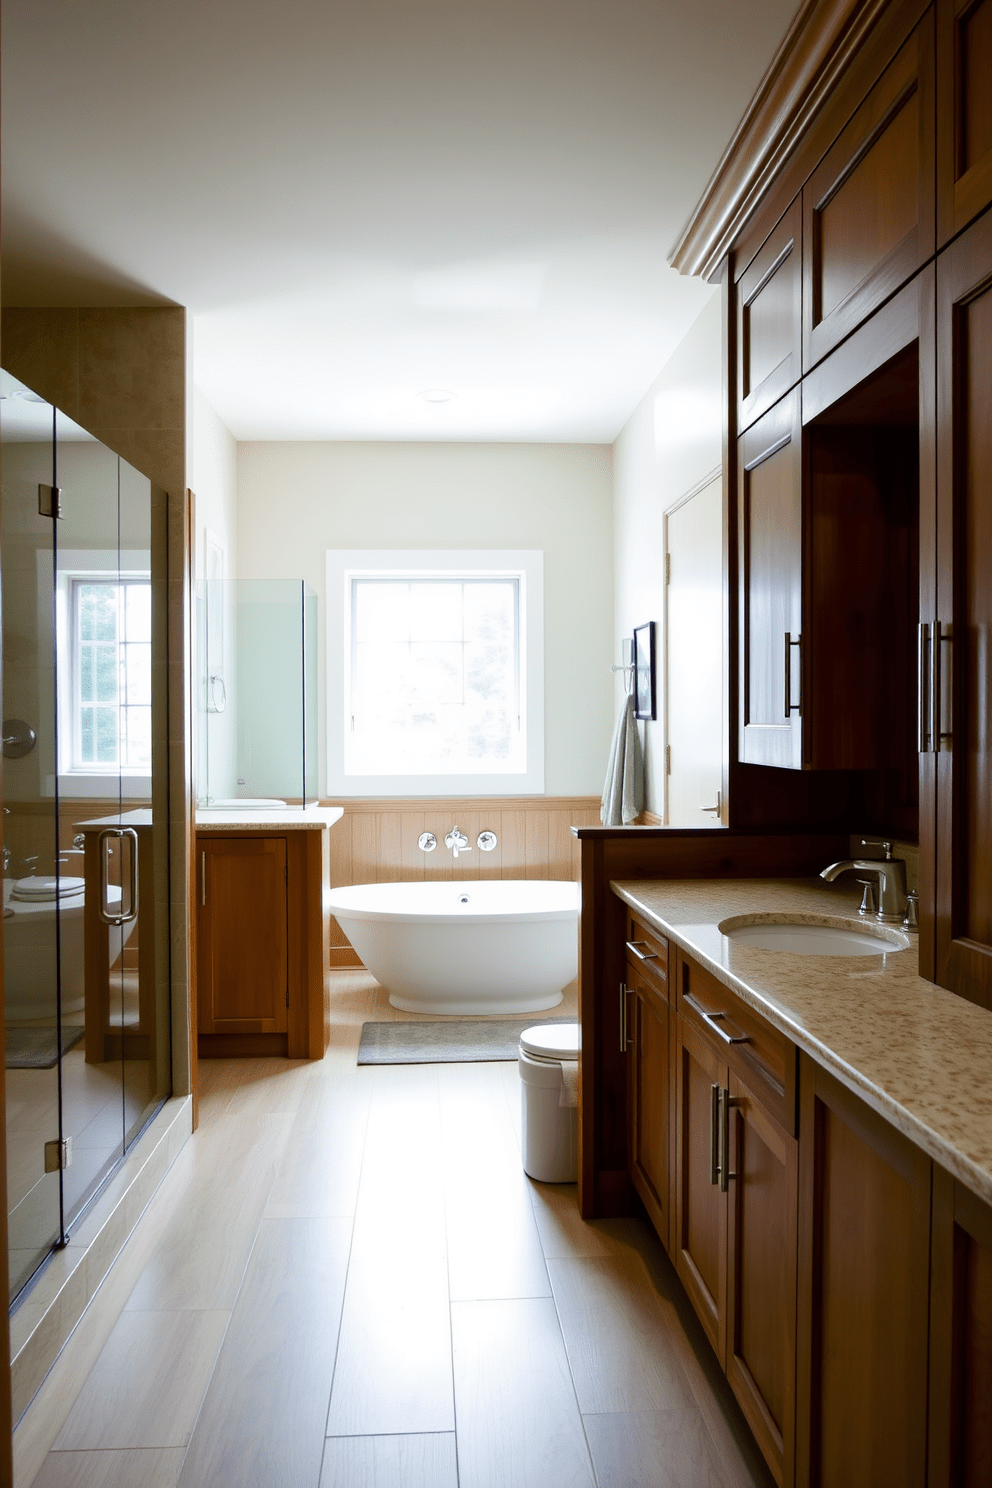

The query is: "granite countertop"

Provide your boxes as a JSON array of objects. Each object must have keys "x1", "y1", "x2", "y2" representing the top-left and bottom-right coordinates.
[
  {"x1": 195, "y1": 806, "x2": 344, "y2": 831},
  {"x1": 612, "y1": 876, "x2": 992, "y2": 1207}
]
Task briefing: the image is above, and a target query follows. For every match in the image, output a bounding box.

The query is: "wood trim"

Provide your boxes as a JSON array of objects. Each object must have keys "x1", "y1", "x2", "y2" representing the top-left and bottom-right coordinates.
[
  {"x1": 671, "y1": 0, "x2": 927, "y2": 281},
  {"x1": 0, "y1": 323, "x2": 13, "y2": 1481}
]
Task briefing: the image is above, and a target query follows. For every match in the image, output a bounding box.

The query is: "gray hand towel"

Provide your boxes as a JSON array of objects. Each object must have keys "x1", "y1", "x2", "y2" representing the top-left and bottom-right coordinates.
[{"x1": 600, "y1": 692, "x2": 644, "y2": 825}]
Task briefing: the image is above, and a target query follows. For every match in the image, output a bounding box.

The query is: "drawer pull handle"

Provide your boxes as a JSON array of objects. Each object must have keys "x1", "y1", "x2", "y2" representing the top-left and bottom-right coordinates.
[
  {"x1": 620, "y1": 981, "x2": 633, "y2": 1054},
  {"x1": 719, "y1": 1087, "x2": 738, "y2": 1193},
  {"x1": 683, "y1": 990, "x2": 750, "y2": 1046},
  {"x1": 626, "y1": 940, "x2": 659, "y2": 962},
  {"x1": 709, "y1": 1083, "x2": 721, "y2": 1186}
]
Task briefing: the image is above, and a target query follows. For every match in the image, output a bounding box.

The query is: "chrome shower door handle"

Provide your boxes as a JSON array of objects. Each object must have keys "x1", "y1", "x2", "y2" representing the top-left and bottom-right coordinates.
[{"x1": 97, "y1": 827, "x2": 140, "y2": 926}]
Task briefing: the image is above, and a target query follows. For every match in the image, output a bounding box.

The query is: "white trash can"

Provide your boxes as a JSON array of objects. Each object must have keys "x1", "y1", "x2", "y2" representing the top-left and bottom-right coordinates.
[{"x1": 518, "y1": 1023, "x2": 580, "y2": 1183}]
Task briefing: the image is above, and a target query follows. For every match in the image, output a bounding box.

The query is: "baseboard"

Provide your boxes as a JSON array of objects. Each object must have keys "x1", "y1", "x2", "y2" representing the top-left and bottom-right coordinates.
[
  {"x1": 637, "y1": 810, "x2": 665, "y2": 826},
  {"x1": 198, "y1": 1033, "x2": 288, "y2": 1058},
  {"x1": 329, "y1": 946, "x2": 363, "y2": 969}
]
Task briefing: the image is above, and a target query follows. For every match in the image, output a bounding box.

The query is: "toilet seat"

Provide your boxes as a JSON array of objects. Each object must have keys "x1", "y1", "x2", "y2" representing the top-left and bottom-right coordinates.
[
  {"x1": 519, "y1": 1023, "x2": 580, "y2": 1062},
  {"x1": 11, "y1": 875, "x2": 85, "y2": 902}
]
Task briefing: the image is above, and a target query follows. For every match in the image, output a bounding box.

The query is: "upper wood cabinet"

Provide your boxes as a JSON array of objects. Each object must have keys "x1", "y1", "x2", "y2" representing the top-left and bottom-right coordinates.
[
  {"x1": 803, "y1": 14, "x2": 935, "y2": 371},
  {"x1": 737, "y1": 198, "x2": 803, "y2": 432},
  {"x1": 932, "y1": 207, "x2": 992, "y2": 1010},
  {"x1": 738, "y1": 391, "x2": 803, "y2": 770},
  {"x1": 796, "y1": 1055, "x2": 931, "y2": 1488},
  {"x1": 937, "y1": 0, "x2": 992, "y2": 245}
]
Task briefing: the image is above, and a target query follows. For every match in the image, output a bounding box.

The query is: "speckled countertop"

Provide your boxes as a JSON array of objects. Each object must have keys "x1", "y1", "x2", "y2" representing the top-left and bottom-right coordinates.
[
  {"x1": 612, "y1": 876, "x2": 992, "y2": 1207},
  {"x1": 195, "y1": 806, "x2": 344, "y2": 830}
]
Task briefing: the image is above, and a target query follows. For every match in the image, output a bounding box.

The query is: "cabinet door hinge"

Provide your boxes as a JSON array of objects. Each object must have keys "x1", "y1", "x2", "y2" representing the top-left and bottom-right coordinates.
[{"x1": 45, "y1": 1136, "x2": 72, "y2": 1172}]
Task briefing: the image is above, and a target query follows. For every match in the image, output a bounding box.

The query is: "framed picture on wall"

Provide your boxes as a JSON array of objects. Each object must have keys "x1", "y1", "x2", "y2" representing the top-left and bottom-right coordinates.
[{"x1": 633, "y1": 621, "x2": 656, "y2": 721}]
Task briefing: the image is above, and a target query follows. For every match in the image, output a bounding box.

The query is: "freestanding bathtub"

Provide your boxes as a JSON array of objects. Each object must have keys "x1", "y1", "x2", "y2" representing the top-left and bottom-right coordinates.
[{"x1": 326, "y1": 879, "x2": 579, "y2": 1015}]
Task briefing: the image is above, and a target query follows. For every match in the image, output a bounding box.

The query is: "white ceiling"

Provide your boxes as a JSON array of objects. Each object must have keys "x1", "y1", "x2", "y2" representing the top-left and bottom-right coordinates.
[{"x1": 1, "y1": 0, "x2": 797, "y2": 443}]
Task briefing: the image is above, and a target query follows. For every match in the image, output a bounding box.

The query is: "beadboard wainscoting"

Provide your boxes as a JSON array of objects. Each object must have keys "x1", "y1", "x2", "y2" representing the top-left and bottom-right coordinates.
[{"x1": 325, "y1": 797, "x2": 601, "y2": 968}]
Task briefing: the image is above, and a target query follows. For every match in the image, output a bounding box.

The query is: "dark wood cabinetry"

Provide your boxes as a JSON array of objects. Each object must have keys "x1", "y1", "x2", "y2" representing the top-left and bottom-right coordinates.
[
  {"x1": 796, "y1": 1056, "x2": 931, "y2": 1488},
  {"x1": 936, "y1": 0, "x2": 992, "y2": 245},
  {"x1": 195, "y1": 827, "x2": 330, "y2": 1059},
  {"x1": 803, "y1": 14, "x2": 935, "y2": 370},
  {"x1": 929, "y1": 1167, "x2": 992, "y2": 1487},
  {"x1": 623, "y1": 914, "x2": 672, "y2": 1248},
  {"x1": 932, "y1": 207, "x2": 992, "y2": 1010},
  {"x1": 738, "y1": 197, "x2": 803, "y2": 432},
  {"x1": 674, "y1": 950, "x2": 798, "y2": 1487}
]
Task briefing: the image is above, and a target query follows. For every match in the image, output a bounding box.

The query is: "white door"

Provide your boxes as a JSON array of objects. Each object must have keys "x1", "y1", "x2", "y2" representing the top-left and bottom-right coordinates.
[{"x1": 665, "y1": 476, "x2": 723, "y2": 826}]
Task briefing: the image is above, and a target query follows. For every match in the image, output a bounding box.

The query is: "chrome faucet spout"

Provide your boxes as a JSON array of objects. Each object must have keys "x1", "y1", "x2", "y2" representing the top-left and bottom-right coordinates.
[{"x1": 820, "y1": 855, "x2": 907, "y2": 922}]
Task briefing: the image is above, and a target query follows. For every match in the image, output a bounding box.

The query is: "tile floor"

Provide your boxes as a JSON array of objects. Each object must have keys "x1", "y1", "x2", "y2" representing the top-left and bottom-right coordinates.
[{"x1": 17, "y1": 972, "x2": 776, "y2": 1488}]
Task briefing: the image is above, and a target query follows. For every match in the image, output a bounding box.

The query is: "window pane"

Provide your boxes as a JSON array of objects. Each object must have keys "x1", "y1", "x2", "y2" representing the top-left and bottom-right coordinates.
[
  {"x1": 92, "y1": 585, "x2": 118, "y2": 641},
  {"x1": 79, "y1": 587, "x2": 97, "y2": 642},
  {"x1": 80, "y1": 706, "x2": 95, "y2": 762},
  {"x1": 409, "y1": 582, "x2": 463, "y2": 642},
  {"x1": 96, "y1": 707, "x2": 118, "y2": 764},
  {"x1": 354, "y1": 582, "x2": 409, "y2": 642},
  {"x1": 124, "y1": 583, "x2": 151, "y2": 643},
  {"x1": 123, "y1": 642, "x2": 151, "y2": 705},
  {"x1": 95, "y1": 644, "x2": 118, "y2": 703},
  {"x1": 409, "y1": 642, "x2": 462, "y2": 706},
  {"x1": 79, "y1": 646, "x2": 94, "y2": 703},
  {"x1": 122, "y1": 706, "x2": 151, "y2": 769},
  {"x1": 463, "y1": 581, "x2": 515, "y2": 644}
]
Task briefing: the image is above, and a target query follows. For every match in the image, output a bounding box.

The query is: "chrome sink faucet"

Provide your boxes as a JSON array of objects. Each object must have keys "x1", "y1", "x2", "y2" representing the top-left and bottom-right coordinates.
[
  {"x1": 444, "y1": 826, "x2": 471, "y2": 859},
  {"x1": 820, "y1": 839, "x2": 908, "y2": 924}
]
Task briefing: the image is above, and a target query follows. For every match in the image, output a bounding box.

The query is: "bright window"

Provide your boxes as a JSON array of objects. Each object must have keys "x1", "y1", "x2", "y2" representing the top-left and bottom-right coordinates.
[
  {"x1": 71, "y1": 578, "x2": 152, "y2": 770},
  {"x1": 327, "y1": 550, "x2": 544, "y2": 796}
]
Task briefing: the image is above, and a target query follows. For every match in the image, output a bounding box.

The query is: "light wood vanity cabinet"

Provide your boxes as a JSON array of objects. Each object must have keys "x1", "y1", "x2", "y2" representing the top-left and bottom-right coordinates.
[
  {"x1": 673, "y1": 950, "x2": 799, "y2": 1488},
  {"x1": 623, "y1": 913, "x2": 672, "y2": 1250},
  {"x1": 195, "y1": 827, "x2": 329, "y2": 1060}
]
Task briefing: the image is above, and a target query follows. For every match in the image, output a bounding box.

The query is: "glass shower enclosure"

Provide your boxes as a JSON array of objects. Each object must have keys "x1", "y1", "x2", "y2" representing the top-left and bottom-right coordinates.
[{"x1": 2, "y1": 368, "x2": 171, "y2": 1305}]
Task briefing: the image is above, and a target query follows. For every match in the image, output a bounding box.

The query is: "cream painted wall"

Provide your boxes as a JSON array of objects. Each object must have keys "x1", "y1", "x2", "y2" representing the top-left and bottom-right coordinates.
[
  {"x1": 235, "y1": 441, "x2": 614, "y2": 796},
  {"x1": 191, "y1": 387, "x2": 238, "y2": 800},
  {"x1": 613, "y1": 292, "x2": 723, "y2": 815}
]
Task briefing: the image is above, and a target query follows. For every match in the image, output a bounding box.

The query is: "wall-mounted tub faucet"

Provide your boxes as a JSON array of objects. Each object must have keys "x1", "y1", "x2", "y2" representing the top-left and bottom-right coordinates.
[{"x1": 445, "y1": 826, "x2": 471, "y2": 859}]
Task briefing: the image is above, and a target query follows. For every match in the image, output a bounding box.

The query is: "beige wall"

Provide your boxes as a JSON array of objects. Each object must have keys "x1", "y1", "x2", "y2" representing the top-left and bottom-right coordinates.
[
  {"x1": 236, "y1": 440, "x2": 615, "y2": 798},
  {"x1": 191, "y1": 387, "x2": 238, "y2": 800},
  {"x1": 612, "y1": 293, "x2": 722, "y2": 815}
]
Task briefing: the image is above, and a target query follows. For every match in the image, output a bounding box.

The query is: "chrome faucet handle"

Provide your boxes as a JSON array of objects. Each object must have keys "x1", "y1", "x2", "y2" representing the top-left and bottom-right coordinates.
[
  {"x1": 418, "y1": 832, "x2": 437, "y2": 853},
  {"x1": 856, "y1": 879, "x2": 877, "y2": 916},
  {"x1": 444, "y1": 826, "x2": 471, "y2": 858},
  {"x1": 903, "y1": 890, "x2": 920, "y2": 932}
]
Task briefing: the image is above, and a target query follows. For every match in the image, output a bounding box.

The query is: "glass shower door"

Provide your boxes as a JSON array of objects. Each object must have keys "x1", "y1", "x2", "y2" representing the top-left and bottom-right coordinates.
[{"x1": 2, "y1": 372, "x2": 66, "y2": 1298}]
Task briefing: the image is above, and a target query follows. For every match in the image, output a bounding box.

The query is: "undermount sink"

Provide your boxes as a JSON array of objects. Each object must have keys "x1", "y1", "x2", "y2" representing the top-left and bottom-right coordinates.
[{"x1": 719, "y1": 914, "x2": 911, "y2": 957}]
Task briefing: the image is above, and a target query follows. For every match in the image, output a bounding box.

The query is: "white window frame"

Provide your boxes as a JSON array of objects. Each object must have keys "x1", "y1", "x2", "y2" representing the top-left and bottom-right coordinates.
[
  {"x1": 54, "y1": 548, "x2": 152, "y2": 798},
  {"x1": 326, "y1": 549, "x2": 544, "y2": 797}
]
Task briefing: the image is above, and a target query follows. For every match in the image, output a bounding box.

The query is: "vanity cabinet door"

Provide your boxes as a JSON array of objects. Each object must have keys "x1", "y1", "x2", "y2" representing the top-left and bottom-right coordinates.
[
  {"x1": 627, "y1": 966, "x2": 671, "y2": 1251},
  {"x1": 796, "y1": 1055, "x2": 930, "y2": 1488},
  {"x1": 674, "y1": 1011, "x2": 728, "y2": 1358},
  {"x1": 727, "y1": 1070, "x2": 798, "y2": 1488},
  {"x1": 738, "y1": 390, "x2": 804, "y2": 771},
  {"x1": 197, "y1": 835, "x2": 289, "y2": 1036},
  {"x1": 928, "y1": 1167, "x2": 992, "y2": 1487}
]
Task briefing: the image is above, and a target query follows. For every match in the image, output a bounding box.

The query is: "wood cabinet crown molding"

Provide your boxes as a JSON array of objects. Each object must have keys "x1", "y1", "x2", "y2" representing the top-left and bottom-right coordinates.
[{"x1": 670, "y1": 0, "x2": 899, "y2": 281}]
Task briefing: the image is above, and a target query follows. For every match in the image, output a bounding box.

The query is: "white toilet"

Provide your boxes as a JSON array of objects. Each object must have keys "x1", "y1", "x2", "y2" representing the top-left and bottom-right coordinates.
[
  {"x1": 3, "y1": 875, "x2": 132, "y2": 1020},
  {"x1": 518, "y1": 1022, "x2": 580, "y2": 1183}
]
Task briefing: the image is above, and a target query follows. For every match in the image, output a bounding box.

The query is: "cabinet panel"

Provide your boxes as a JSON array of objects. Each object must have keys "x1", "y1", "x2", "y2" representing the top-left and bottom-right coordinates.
[
  {"x1": 738, "y1": 198, "x2": 803, "y2": 431},
  {"x1": 803, "y1": 16, "x2": 935, "y2": 370},
  {"x1": 727, "y1": 1071, "x2": 798, "y2": 1488},
  {"x1": 198, "y1": 836, "x2": 289, "y2": 1035},
  {"x1": 628, "y1": 969, "x2": 671, "y2": 1249},
  {"x1": 934, "y1": 209, "x2": 992, "y2": 1008},
  {"x1": 738, "y1": 390, "x2": 803, "y2": 770},
  {"x1": 796, "y1": 1057, "x2": 930, "y2": 1488},
  {"x1": 930, "y1": 1168, "x2": 992, "y2": 1487},
  {"x1": 937, "y1": 0, "x2": 992, "y2": 244},
  {"x1": 674, "y1": 1012, "x2": 727, "y2": 1358}
]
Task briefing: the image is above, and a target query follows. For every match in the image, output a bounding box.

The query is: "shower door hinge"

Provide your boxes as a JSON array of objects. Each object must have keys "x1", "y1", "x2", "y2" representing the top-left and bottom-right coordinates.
[
  {"x1": 38, "y1": 484, "x2": 63, "y2": 519},
  {"x1": 44, "y1": 1136, "x2": 73, "y2": 1172}
]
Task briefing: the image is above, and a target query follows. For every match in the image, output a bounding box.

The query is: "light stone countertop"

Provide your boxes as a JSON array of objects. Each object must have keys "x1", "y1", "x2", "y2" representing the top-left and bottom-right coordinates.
[
  {"x1": 612, "y1": 876, "x2": 992, "y2": 1207},
  {"x1": 195, "y1": 806, "x2": 344, "y2": 831}
]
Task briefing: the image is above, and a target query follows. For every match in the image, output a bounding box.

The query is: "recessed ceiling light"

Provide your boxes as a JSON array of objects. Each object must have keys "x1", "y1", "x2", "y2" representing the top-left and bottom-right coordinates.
[{"x1": 418, "y1": 388, "x2": 457, "y2": 405}]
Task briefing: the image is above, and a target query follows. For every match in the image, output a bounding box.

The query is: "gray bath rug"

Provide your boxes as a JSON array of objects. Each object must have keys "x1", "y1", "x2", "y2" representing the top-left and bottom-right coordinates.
[
  {"x1": 5, "y1": 1024, "x2": 85, "y2": 1070},
  {"x1": 358, "y1": 1017, "x2": 574, "y2": 1066}
]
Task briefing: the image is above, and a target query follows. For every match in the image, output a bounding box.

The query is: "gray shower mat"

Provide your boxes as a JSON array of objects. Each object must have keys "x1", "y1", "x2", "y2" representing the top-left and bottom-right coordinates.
[
  {"x1": 358, "y1": 1017, "x2": 574, "y2": 1065},
  {"x1": 5, "y1": 1024, "x2": 85, "y2": 1070}
]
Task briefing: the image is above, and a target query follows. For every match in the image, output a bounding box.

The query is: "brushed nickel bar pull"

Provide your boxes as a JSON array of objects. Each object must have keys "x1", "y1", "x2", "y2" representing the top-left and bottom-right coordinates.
[
  {"x1": 917, "y1": 623, "x2": 931, "y2": 753},
  {"x1": 619, "y1": 982, "x2": 627, "y2": 1054},
  {"x1": 121, "y1": 828, "x2": 139, "y2": 925},
  {"x1": 934, "y1": 621, "x2": 952, "y2": 745},
  {"x1": 626, "y1": 940, "x2": 658, "y2": 962},
  {"x1": 201, "y1": 851, "x2": 206, "y2": 908},
  {"x1": 683, "y1": 990, "x2": 750, "y2": 1046},
  {"x1": 710, "y1": 1083, "x2": 721, "y2": 1186},
  {"x1": 785, "y1": 632, "x2": 802, "y2": 716},
  {"x1": 719, "y1": 1087, "x2": 737, "y2": 1193}
]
